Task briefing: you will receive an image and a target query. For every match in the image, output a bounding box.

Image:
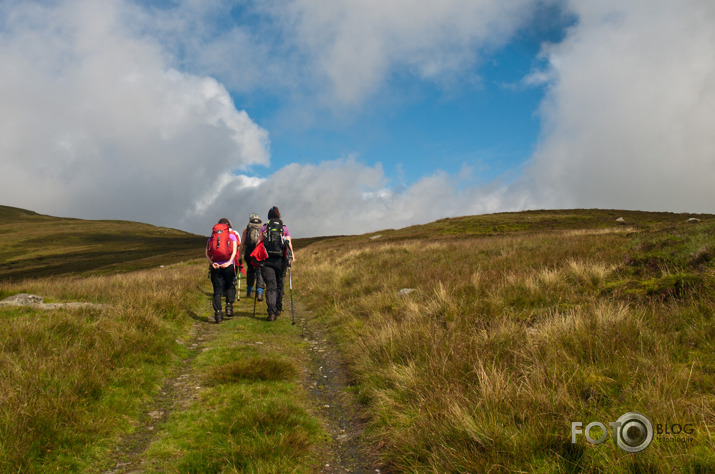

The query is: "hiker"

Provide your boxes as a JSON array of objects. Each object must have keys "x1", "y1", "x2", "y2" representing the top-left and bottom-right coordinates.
[
  {"x1": 239, "y1": 213, "x2": 265, "y2": 301},
  {"x1": 258, "y1": 206, "x2": 295, "y2": 321},
  {"x1": 205, "y1": 218, "x2": 238, "y2": 323}
]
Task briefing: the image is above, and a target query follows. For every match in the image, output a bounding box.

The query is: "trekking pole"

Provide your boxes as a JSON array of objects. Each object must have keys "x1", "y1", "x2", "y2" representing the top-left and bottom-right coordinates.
[
  {"x1": 252, "y1": 279, "x2": 258, "y2": 318},
  {"x1": 289, "y1": 266, "x2": 295, "y2": 326}
]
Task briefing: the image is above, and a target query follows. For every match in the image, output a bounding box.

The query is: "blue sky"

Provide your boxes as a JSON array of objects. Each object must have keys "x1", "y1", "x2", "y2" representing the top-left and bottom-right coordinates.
[
  {"x1": 1, "y1": 0, "x2": 713, "y2": 237},
  {"x1": 234, "y1": 2, "x2": 572, "y2": 186}
]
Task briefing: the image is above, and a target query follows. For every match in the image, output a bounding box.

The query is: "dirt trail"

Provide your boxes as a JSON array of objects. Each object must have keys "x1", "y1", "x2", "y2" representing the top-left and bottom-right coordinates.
[
  {"x1": 295, "y1": 301, "x2": 387, "y2": 473},
  {"x1": 103, "y1": 312, "x2": 219, "y2": 473},
  {"x1": 102, "y1": 299, "x2": 385, "y2": 473}
]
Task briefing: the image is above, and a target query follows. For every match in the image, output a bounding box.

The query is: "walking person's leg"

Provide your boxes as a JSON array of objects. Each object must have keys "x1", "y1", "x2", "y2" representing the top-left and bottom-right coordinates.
[
  {"x1": 224, "y1": 266, "x2": 236, "y2": 317},
  {"x1": 245, "y1": 257, "x2": 255, "y2": 297},
  {"x1": 261, "y1": 263, "x2": 279, "y2": 321},
  {"x1": 256, "y1": 264, "x2": 265, "y2": 301},
  {"x1": 210, "y1": 267, "x2": 225, "y2": 323},
  {"x1": 276, "y1": 259, "x2": 287, "y2": 316}
]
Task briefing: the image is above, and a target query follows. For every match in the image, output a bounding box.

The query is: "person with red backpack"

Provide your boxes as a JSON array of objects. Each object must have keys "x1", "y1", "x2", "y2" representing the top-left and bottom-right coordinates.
[
  {"x1": 258, "y1": 206, "x2": 295, "y2": 321},
  {"x1": 205, "y1": 218, "x2": 239, "y2": 323},
  {"x1": 239, "y1": 213, "x2": 265, "y2": 301}
]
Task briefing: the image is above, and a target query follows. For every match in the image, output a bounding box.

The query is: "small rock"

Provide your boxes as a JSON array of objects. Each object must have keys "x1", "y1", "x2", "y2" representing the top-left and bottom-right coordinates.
[
  {"x1": 397, "y1": 288, "x2": 417, "y2": 297},
  {"x1": 369, "y1": 234, "x2": 382, "y2": 240},
  {"x1": 615, "y1": 217, "x2": 626, "y2": 223},
  {"x1": 688, "y1": 218, "x2": 701, "y2": 223}
]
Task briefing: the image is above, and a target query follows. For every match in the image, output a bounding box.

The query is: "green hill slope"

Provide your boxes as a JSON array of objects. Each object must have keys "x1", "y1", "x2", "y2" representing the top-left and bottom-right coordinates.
[{"x1": 0, "y1": 205, "x2": 206, "y2": 280}]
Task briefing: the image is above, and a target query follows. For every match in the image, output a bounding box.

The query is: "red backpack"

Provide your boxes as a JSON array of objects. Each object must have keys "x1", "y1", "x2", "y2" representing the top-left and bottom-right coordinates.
[{"x1": 207, "y1": 223, "x2": 233, "y2": 262}]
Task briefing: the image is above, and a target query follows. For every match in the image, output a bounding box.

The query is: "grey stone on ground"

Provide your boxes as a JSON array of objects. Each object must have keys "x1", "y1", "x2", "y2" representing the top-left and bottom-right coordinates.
[
  {"x1": 0, "y1": 293, "x2": 44, "y2": 305},
  {"x1": 0, "y1": 293, "x2": 107, "y2": 310}
]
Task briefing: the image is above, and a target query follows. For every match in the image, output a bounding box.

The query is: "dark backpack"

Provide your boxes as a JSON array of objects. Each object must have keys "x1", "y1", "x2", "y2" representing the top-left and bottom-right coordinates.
[
  {"x1": 207, "y1": 223, "x2": 233, "y2": 261},
  {"x1": 244, "y1": 218, "x2": 262, "y2": 254},
  {"x1": 264, "y1": 218, "x2": 285, "y2": 257}
]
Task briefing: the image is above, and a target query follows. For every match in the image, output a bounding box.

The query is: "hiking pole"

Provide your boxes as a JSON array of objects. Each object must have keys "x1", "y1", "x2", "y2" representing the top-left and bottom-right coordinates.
[
  {"x1": 252, "y1": 284, "x2": 258, "y2": 318},
  {"x1": 289, "y1": 266, "x2": 295, "y2": 326}
]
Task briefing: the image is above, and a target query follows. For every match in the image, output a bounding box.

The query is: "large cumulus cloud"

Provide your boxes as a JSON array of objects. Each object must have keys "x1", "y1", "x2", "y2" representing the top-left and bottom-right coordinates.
[
  {"x1": 519, "y1": 0, "x2": 715, "y2": 213},
  {"x1": 0, "y1": 0, "x2": 269, "y2": 228}
]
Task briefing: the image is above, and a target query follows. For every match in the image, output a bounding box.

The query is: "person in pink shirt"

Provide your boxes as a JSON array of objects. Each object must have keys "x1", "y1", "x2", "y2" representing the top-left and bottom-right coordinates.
[{"x1": 205, "y1": 218, "x2": 238, "y2": 323}]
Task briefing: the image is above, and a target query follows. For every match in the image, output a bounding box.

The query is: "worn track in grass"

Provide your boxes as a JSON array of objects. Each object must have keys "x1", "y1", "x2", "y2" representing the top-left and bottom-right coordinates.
[
  {"x1": 103, "y1": 310, "x2": 219, "y2": 473},
  {"x1": 102, "y1": 296, "x2": 384, "y2": 473},
  {"x1": 296, "y1": 299, "x2": 387, "y2": 473}
]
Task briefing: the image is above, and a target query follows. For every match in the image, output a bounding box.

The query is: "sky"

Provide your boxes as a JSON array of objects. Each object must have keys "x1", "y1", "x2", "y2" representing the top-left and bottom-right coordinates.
[{"x1": 1, "y1": 0, "x2": 714, "y2": 237}]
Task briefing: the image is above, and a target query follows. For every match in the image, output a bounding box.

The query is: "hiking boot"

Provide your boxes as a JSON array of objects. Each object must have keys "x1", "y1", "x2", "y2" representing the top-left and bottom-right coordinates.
[
  {"x1": 214, "y1": 311, "x2": 223, "y2": 323},
  {"x1": 266, "y1": 313, "x2": 274, "y2": 322},
  {"x1": 225, "y1": 303, "x2": 233, "y2": 318},
  {"x1": 257, "y1": 290, "x2": 264, "y2": 302},
  {"x1": 246, "y1": 287, "x2": 253, "y2": 298}
]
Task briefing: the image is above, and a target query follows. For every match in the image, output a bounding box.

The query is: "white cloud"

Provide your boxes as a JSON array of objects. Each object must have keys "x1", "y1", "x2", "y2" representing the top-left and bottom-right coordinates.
[
  {"x1": 518, "y1": 0, "x2": 715, "y2": 213},
  {"x1": 136, "y1": 0, "x2": 550, "y2": 106},
  {"x1": 183, "y1": 157, "x2": 519, "y2": 237},
  {"x1": 0, "y1": 0, "x2": 270, "y2": 227},
  {"x1": 270, "y1": 0, "x2": 546, "y2": 105}
]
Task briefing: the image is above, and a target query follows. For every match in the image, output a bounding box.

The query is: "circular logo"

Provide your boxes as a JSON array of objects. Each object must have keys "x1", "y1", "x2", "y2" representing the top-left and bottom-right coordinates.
[{"x1": 614, "y1": 412, "x2": 653, "y2": 453}]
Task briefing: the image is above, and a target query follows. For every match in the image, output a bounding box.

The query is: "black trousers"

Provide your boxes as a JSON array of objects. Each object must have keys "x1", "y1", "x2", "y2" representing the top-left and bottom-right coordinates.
[
  {"x1": 210, "y1": 265, "x2": 236, "y2": 312},
  {"x1": 260, "y1": 257, "x2": 287, "y2": 315},
  {"x1": 244, "y1": 255, "x2": 265, "y2": 291}
]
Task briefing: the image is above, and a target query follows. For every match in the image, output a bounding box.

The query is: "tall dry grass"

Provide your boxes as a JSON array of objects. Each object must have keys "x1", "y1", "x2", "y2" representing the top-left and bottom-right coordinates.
[
  {"x1": 0, "y1": 262, "x2": 205, "y2": 471},
  {"x1": 295, "y1": 226, "x2": 715, "y2": 472}
]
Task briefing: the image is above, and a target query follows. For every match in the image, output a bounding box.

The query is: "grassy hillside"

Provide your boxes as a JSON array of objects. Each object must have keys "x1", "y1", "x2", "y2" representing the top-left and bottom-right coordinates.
[
  {"x1": 295, "y1": 209, "x2": 715, "y2": 472},
  {"x1": 1, "y1": 206, "x2": 713, "y2": 472},
  {"x1": 0, "y1": 206, "x2": 327, "y2": 471},
  {"x1": 0, "y1": 205, "x2": 206, "y2": 281}
]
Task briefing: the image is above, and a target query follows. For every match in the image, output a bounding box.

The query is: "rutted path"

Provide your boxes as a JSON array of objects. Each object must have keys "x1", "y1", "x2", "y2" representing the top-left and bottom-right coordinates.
[
  {"x1": 296, "y1": 301, "x2": 386, "y2": 473},
  {"x1": 103, "y1": 312, "x2": 220, "y2": 473},
  {"x1": 101, "y1": 296, "x2": 385, "y2": 473}
]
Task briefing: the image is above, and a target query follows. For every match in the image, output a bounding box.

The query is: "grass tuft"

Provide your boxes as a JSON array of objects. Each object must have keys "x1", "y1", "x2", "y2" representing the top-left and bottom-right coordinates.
[{"x1": 206, "y1": 357, "x2": 298, "y2": 384}]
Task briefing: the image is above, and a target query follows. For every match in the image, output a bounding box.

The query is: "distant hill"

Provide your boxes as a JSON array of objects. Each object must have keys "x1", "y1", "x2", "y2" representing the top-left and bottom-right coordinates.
[
  {"x1": 0, "y1": 206, "x2": 206, "y2": 280},
  {"x1": 307, "y1": 208, "x2": 712, "y2": 251},
  {"x1": 2, "y1": 206, "x2": 710, "y2": 281}
]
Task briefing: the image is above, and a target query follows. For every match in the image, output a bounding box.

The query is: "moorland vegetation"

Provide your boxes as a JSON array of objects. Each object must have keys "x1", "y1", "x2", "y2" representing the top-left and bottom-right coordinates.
[{"x1": 0, "y1": 206, "x2": 713, "y2": 472}]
